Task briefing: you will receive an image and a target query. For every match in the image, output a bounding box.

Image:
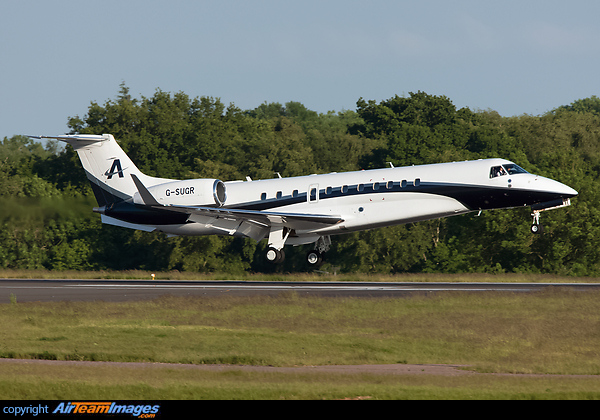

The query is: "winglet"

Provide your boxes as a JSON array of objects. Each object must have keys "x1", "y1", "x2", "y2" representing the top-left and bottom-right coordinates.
[{"x1": 131, "y1": 174, "x2": 161, "y2": 206}]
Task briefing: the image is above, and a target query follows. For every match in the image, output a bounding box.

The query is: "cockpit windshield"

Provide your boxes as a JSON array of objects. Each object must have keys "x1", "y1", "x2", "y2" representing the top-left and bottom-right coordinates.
[{"x1": 490, "y1": 164, "x2": 528, "y2": 178}]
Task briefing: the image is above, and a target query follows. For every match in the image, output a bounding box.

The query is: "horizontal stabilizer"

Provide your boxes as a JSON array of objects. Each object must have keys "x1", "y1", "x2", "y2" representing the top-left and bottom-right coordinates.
[
  {"x1": 28, "y1": 134, "x2": 109, "y2": 143},
  {"x1": 101, "y1": 215, "x2": 156, "y2": 232}
]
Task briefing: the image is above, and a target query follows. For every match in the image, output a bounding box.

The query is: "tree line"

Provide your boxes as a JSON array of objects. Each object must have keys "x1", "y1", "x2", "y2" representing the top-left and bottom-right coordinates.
[{"x1": 2, "y1": 85, "x2": 599, "y2": 275}]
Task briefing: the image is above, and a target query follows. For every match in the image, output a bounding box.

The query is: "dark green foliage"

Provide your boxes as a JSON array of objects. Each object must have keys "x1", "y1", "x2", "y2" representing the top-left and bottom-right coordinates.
[
  {"x1": 1, "y1": 88, "x2": 598, "y2": 275},
  {"x1": 557, "y1": 95, "x2": 600, "y2": 116}
]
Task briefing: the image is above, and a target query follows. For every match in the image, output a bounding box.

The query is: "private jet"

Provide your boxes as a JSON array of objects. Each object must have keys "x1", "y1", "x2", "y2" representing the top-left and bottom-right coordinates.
[{"x1": 31, "y1": 134, "x2": 578, "y2": 266}]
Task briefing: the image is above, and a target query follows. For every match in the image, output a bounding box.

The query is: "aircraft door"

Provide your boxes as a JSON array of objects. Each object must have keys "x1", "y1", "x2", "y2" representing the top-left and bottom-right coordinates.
[{"x1": 309, "y1": 184, "x2": 319, "y2": 203}]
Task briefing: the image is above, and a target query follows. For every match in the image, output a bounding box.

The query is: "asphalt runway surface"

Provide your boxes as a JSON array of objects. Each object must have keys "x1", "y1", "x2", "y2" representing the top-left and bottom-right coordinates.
[{"x1": 2, "y1": 278, "x2": 600, "y2": 303}]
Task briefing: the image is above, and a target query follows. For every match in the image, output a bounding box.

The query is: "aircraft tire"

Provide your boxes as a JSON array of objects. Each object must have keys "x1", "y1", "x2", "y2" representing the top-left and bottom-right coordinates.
[
  {"x1": 531, "y1": 224, "x2": 544, "y2": 234},
  {"x1": 266, "y1": 247, "x2": 285, "y2": 264},
  {"x1": 306, "y1": 250, "x2": 323, "y2": 267}
]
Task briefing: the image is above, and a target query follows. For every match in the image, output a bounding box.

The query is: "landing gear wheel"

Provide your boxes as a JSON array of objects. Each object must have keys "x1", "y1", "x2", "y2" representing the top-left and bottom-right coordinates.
[
  {"x1": 531, "y1": 224, "x2": 544, "y2": 234},
  {"x1": 530, "y1": 210, "x2": 544, "y2": 235},
  {"x1": 266, "y1": 247, "x2": 285, "y2": 264},
  {"x1": 306, "y1": 250, "x2": 323, "y2": 267}
]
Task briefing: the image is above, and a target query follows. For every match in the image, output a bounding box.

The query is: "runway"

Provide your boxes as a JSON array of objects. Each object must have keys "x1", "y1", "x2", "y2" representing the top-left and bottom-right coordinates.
[{"x1": 1, "y1": 279, "x2": 600, "y2": 303}]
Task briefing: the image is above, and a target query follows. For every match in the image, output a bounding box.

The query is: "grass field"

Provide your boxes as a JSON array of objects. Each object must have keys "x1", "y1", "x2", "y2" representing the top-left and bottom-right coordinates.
[
  {"x1": 2, "y1": 277, "x2": 600, "y2": 399},
  {"x1": 1, "y1": 268, "x2": 599, "y2": 283},
  {"x1": 3, "y1": 360, "x2": 600, "y2": 400}
]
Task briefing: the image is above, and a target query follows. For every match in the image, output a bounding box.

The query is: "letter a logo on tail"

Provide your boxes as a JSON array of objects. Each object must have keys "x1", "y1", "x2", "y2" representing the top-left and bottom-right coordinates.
[{"x1": 106, "y1": 159, "x2": 125, "y2": 179}]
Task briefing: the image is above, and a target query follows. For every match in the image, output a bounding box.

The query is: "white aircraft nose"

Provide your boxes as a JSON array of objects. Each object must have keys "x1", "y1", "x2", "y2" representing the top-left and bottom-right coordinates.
[
  {"x1": 546, "y1": 178, "x2": 578, "y2": 198},
  {"x1": 529, "y1": 175, "x2": 578, "y2": 198},
  {"x1": 562, "y1": 184, "x2": 578, "y2": 197}
]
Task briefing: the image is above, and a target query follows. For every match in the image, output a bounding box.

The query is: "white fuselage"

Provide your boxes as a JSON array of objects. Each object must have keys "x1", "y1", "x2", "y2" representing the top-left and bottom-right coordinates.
[{"x1": 146, "y1": 158, "x2": 576, "y2": 243}]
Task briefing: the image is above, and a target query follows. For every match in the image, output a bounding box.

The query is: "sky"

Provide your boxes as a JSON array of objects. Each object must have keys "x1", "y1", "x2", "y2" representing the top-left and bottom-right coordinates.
[{"x1": 2, "y1": 0, "x2": 600, "y2": 139}]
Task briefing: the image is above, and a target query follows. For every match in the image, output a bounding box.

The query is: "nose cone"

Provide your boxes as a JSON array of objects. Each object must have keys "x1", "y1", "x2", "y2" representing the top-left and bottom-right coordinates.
[
  {"x1": 527, "y1": 177, "x2": 578, "y2": 211},
  {"x1": 563, "y1": 184, "x2": 578, "y2": 198},
  {"x1": 535, "y1": 176, "x2": 577, "y2": 198},
  {"x1": 552, "y1": 179, "x2": 578, "y2": 198}
]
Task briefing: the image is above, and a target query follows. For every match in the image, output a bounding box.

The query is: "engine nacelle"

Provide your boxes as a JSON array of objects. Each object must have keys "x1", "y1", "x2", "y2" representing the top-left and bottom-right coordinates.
[{"x1": 133, "y1": 179, "x2": 226, "y2": 207}]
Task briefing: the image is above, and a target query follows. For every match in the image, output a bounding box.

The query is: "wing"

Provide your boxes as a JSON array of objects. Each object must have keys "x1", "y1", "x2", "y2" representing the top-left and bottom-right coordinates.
[
  {"x1": 169, "y1": 204, "x2": 344, "y2": 230},
  {"x1": 130, "y1": 174, "x2": 343, "y2": 237}
]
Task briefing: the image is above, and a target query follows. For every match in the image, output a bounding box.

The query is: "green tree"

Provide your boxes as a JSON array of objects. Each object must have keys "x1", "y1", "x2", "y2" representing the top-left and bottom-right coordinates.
[
  {"x1": 557, "y1": 95, "x2": 600, "y2": 115},
  {"x1": 3, "y1": 86, "x2": 596, "y2": 275}
]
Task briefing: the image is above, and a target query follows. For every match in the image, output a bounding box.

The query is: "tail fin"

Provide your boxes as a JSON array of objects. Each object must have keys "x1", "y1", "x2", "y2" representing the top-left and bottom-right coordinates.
[{"x1": 31, "y1": 134, "x2": 172, "y2": 206}]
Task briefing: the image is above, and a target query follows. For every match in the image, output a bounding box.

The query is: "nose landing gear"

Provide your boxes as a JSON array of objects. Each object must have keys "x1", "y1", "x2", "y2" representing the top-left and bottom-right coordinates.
[
  {"x1": 529, "y1": 198, "x2": 573, "y2": 234},
  {"x1": 531, "y1": 210, "x2": 544, "y2": 234}
]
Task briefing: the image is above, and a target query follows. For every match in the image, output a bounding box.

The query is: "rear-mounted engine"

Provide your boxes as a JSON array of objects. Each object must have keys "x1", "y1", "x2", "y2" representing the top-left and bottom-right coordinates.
[{"x1": 133, "y1": 179, "x2": 226, "y2": 207}]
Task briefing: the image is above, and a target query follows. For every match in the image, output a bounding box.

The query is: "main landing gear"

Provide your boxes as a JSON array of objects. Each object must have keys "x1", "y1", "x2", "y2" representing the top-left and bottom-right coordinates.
[
  {"x1": 265, "y1": 234, "x2": 332, "y2": 268},
  {"x1": 265, "y1": 226, "x2": 290, "y2": 264},
  {"x1": 306, "y1": 236, "x2": 331, "y2": 268},
  {"x1": 265, "y1": 247, "x2": 285, "y2": 264},
  {"x1": 306, "y1": 249, "x2": 323, "y2": 267}
]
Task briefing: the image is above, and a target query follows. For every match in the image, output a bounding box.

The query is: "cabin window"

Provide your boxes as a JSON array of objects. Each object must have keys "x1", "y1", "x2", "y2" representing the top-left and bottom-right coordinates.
[
  {"x1": 386, "y1": 180, "x2": 394, "y2": 189},
  {"x1": 326, "y1": 186, "x2": 332, "y2": 195},
  {"x1": 341, "y1": 185, "x2": 348, "y2": 193},
  {"x1": 401, "y1": 180, "x2": 407, "y2": 188},
  {"x1": 276, "y1": 191, "x2": 282, "y2": 199},
  {"x1": 261, "y1": 192, "x2": 267, "y2": 200},
  {"x1": 358, "y1": 184, "x2": 364, "y2": 192},
  {"x1": 310, "y1": 187, "x2": 318, "y2": 201},
  {"x1": 373, "y1": 182, "x2": 380, "y2": 191},
  {"x1": 415, "y1": 178, "x2": 421, "y2": 187},
  {"x1": 292, "y1": 189, "x2": 299, "y2": 198}
]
